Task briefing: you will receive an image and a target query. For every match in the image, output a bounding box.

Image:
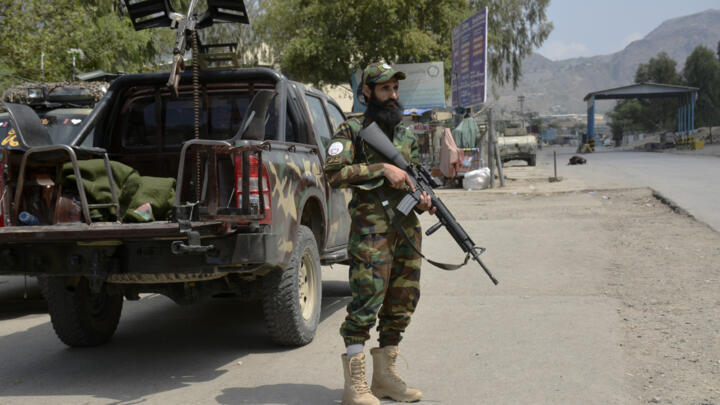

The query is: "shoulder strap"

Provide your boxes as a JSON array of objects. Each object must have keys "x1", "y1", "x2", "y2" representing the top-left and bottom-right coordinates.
[{"x1": 375, "y1": 187, "x2": 471, "y2": 271}]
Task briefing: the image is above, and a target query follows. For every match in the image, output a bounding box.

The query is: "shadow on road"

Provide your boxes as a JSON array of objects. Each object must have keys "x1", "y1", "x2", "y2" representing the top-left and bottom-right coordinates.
[
  {"x1": 0, "y1": 280, "x2": 350, "y2": 402},
  {"x1": 0, "y1": 276, "x2": 46, "y2": 321},
  {"x1": 217, "y1": 384, "x2": 342, "y2": 405}
]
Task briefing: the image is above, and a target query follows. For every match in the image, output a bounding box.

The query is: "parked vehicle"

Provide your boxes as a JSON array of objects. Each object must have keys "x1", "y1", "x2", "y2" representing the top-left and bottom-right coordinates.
[
  {"x1": 497, "y1": 121, "x2": 537, "y2": 166},
  {"x1": 1, "y1": 81, "x2": 107, "y2": 148},
  {"x1": 0, "y1": 68, "x2": 352, "y2": 347}
]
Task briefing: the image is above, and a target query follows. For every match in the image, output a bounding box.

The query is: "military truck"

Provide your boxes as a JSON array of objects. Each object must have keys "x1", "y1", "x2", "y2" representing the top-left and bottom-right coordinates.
[
  {"x1": 0, "y1": 68, "x2": 352, "y2": 347},
  {"x1": 497, "y1": 121, "x2": 537, "y2": 166},
  {"x1": 1, "y1": 81, "x2": 108, "y2": 148}
]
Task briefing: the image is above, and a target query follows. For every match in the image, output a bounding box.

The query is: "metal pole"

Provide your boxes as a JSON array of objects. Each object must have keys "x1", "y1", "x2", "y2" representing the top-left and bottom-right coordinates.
[
  {"x1": 488, "y1": 108, "x2": 494, "y2": 188},
  {"x1": 494, "y1": 142, "x2": 505, "y2": 187},
  {"x1": 690, "y1": 93, "x2": 695, "y2": 149},
  {"x1": 554, "y1": 150, "x2": 557, "y2": 179}
]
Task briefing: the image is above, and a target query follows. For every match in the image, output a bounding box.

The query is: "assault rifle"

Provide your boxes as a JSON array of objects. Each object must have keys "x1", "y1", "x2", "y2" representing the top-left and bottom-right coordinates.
[{"x1": 358, "y1": 122, "x2": 499, "y2": 285}]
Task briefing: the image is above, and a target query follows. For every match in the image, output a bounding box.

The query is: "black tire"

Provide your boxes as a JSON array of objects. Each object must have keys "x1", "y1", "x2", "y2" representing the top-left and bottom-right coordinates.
[
  {"x1": 262, "y1": 225, "x2": 322, "y2": 346},
  {"x1": 42, "y1": 277, "x2": 123, "y2": 347},
  {"x1": 528, "y1": 156, "x2": 536, "y2": 166}
]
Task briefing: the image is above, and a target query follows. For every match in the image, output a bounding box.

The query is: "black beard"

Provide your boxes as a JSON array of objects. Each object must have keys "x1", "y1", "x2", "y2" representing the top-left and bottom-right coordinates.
[{"x1": 365, "y1": 92, "x2": 403, "y2": 129}]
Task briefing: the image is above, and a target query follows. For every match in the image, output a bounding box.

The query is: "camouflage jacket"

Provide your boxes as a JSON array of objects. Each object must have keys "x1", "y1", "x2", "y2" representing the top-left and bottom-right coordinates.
[{"x1": 324, "y1": 117, "x2": 419, "y2": 235}]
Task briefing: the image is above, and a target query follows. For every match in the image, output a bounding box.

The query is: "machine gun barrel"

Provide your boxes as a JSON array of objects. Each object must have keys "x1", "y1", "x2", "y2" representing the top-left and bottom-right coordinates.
[
  {"x1": 166, "y1": 0, "x2": 200, "y2": 93},
  {"x1": 358, "y1": 123, "x2": 498, "y2": 285}
]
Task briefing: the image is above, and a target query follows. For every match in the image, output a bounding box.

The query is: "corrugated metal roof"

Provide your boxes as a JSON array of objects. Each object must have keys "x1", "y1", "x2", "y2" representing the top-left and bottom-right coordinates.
[{"x1": 583, "y1": 82, "x2": 698, "y2": 101}]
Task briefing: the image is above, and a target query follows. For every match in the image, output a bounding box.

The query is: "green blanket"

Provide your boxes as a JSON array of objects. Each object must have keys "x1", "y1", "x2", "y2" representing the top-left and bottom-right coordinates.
[{"x1": 62, "y1": 159, "x2": 175, "y2": 223}]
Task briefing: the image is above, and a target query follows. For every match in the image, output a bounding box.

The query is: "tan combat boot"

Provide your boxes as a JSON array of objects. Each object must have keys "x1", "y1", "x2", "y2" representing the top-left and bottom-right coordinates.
[
  {"x1": 370, "y1": 346, "x2": 423, "y2": 402},
  {"x1": 342, "y1": 353, "x2": 380, "y2": 405}
]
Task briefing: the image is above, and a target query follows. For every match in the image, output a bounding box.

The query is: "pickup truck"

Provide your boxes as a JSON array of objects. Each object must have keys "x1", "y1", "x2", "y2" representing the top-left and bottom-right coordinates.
[{"x1": 0, "y1": 68, "x2": 352, "y2": 347}]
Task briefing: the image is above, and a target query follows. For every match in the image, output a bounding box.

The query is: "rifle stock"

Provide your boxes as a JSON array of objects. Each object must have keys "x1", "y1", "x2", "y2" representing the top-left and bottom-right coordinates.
[{"x1": 358, "y1": 122, "x2": 499, "y2": 285}]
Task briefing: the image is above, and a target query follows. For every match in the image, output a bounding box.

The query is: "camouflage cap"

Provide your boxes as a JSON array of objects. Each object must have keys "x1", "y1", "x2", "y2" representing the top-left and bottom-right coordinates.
[
  {"x1": 356, "y1": 62, "x2": 406, "y2": 105},
  {"x1": 362, "y1": 62, "x2": 406, "y2": 87}
]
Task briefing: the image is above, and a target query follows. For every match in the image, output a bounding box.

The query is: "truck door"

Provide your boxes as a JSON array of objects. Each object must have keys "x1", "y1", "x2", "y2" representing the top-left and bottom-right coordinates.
[{"x1": 303, "y1": 94, "x2": 351, "y2": 249}]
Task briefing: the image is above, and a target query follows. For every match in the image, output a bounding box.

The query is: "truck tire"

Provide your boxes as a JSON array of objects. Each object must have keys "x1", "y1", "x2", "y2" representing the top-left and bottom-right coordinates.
[
  {"x1": 262, "y1": 225, "x2": 322, "y2": 346},
  {"x1": 528, "y1": 156, "x2": 537, "y2": 166},
  {"x1": 42, "y1": 276, "x2": 123, "y2": 347}
]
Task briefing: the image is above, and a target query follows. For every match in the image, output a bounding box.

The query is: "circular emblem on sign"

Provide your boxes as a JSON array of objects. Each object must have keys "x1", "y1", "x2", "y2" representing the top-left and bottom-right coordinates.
[
  {"x1": 427, "y1": 65, "x2": 440, "y2": 78},
  {"x1": 328, "y1": 141, "x2": 344, "y2": 156}
]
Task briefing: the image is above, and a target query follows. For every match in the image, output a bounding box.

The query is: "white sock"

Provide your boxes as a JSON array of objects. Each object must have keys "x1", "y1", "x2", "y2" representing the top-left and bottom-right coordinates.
[{"x1": 346, "y1": 344, "x2": 364, "y2": 357}]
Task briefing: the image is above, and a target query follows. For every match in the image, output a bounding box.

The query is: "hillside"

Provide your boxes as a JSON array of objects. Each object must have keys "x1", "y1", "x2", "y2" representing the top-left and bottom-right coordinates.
[{"x1": 493, "y1": 9, "x2": 720, "y2": 115}]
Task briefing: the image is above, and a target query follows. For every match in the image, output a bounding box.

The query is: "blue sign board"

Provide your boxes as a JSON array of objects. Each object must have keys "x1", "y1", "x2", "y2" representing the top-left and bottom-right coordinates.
[{"x1": 451, "y1": 8, "x2": 488, "y2": 108}]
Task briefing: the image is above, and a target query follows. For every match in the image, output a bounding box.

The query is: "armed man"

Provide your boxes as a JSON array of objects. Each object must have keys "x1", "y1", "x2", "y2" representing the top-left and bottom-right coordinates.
[{"x1": 324, "y1": 62, "x2": 435, "y2": 405}]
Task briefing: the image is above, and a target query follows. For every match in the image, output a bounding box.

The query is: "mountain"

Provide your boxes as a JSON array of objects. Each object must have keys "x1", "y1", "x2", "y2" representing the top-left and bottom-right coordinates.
[{"x1": 493, "y1": 9, "x2": 720, "y2": 115}]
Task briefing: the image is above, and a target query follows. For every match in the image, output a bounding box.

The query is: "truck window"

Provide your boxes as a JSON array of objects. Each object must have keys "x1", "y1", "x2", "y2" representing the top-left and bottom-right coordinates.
[
  {"x1": 123, "y1": 96, "x2": 159, "y2": 148},
  {"x1": 304, "y1": 94, "x2": 331, "y2": 148},
  {"x1": 326, "y1": 103, "x2": 346, "y2": 131},
  {"x1": 121, "y1": 92, "x2": 250, "y2": 149}
]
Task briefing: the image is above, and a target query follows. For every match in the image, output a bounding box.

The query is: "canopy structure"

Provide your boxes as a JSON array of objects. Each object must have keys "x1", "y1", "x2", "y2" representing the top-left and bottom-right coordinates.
[{"x1": 583, "y1": 83, "x2": 699, "y2": 145}]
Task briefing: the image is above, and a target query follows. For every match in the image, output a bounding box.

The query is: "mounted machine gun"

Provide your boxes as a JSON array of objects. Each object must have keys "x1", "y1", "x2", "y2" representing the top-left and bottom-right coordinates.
[{"x1": 123, "y1": 0, "x2": 250, "y2": 96}]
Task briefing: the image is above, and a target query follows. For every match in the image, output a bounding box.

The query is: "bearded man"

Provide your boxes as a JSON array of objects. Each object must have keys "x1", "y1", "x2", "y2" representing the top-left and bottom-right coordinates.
[{"x1": 324, "y1": 62, "x2": 435, "y2": 405}]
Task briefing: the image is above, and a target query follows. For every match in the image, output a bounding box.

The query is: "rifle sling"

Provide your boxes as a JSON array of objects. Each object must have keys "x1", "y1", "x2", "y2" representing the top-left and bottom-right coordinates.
[{"x1": 375, "y1": 188, "x2": 471, "y2": 271}]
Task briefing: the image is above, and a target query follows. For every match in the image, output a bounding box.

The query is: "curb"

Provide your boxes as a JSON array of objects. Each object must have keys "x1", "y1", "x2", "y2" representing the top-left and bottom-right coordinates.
[{"x1": 650, "y1": 188, "x2": 694, "y2": 219}]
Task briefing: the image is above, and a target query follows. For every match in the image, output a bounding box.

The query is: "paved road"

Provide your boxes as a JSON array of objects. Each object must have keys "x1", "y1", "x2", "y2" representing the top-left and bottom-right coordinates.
[
  {"x1": 0, "y1": 146, "x2": 717, "y2": 404},
  {"x1": 535, "y1": 146, "x2": 720, "y2": 231}
]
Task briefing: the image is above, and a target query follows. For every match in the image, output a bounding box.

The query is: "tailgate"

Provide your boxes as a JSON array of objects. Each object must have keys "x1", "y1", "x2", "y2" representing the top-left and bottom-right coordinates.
[{"x1": 0, "y1": 221, "x2": 229, "y2": 243}]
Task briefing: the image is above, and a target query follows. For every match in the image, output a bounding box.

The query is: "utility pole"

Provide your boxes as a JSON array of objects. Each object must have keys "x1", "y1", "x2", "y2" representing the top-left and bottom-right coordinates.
[
  {"x1": 67, "y1": 48, "x2": 84, "y2": 81},
  {"x1": 518, "y1": 95, "x2": 525, "y2": 116}
]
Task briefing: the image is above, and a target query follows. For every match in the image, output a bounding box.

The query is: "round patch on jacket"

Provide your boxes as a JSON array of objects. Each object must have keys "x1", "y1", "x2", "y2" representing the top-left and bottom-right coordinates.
[{"x1": 328, "y1": 141, "x2": 344, "y2": 156}]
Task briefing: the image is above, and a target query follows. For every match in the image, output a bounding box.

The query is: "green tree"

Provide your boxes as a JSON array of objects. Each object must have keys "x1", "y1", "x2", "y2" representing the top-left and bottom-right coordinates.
[
  {"x1": 0, "y1": 0, "x2": 168, "y2": 93},
  {"x1": 470, "y1": 0, "x2": 553, "y2": 88},
  {"x1": 610, "y1": 52, "x2": 682, "y2": 134},
  {"x1": 683, "y1": 45, "x2": 720, "y2": 130},
  {"x1": 607, "y1": 100, "x2": 644, "y2": 144},
  {"x1": 634, "y1": 52, "x2": 682, "y2": 84},
  {"x1": 257, "y1": 0, "x2": 551, "y2": 92}
]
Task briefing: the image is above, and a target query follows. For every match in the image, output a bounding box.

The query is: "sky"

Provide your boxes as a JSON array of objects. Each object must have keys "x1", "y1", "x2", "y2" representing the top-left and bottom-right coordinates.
[{"x1": 537, "y1": 0, "x2": 719, "y2": 60}]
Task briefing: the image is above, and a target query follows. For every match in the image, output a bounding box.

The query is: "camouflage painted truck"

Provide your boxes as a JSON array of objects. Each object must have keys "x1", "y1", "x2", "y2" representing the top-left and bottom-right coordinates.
[{"x1": 0, "y1": 68, "x2": 352, "y2": 347}]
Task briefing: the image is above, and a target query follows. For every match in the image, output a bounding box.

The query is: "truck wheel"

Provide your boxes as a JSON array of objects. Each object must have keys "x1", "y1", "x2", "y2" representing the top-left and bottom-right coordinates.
[
  {"x1": 528, "y1": 156, "x2": 537, "y2": 166},
  {"x1": 262, "y1": 225, "x2": 322, "y2": 346},
  {"x1": 42, "y1": 277, "x2": 123, "y2": 347}
]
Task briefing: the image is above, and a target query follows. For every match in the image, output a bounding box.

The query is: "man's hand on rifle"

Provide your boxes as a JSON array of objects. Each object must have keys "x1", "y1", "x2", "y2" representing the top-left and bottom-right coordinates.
[
  {"x1": 383, "y1": 163, "x2": 414, "y2": 191},
  {"x1": 416, "y1": 192, "x2": 436, "y2": 215}
]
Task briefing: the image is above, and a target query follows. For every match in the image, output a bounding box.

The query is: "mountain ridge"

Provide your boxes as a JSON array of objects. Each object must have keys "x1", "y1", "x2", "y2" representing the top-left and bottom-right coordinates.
[{"x1": 494, "y1": 9, "x2": 720, "y2": 115}]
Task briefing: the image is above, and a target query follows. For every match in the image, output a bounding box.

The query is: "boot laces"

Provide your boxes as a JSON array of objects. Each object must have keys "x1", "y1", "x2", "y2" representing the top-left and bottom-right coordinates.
[
  {"x1": 387, "y1": 350, "x2": 409, "y2": 385},
  {"x1": 349, "y1": 357, "x2": 372, "y2": 394}
]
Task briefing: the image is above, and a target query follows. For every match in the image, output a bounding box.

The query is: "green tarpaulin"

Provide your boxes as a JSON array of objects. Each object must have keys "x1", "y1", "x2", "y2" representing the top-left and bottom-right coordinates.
[
  {"x1": 452, "y1": 117, "x2": 481, "y2": 148},
  {"x1": 62, "y1": 159, "x2": 175, "y2": 223}
]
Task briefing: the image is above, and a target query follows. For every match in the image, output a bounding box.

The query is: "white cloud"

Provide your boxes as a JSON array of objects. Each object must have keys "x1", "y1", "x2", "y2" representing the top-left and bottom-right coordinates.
[
  {"x1": 538, "y1": 40, "x2": 590, "y2": 60},
  {"x1": 619, "y1": 32, "x2": 644, "y2": 49}
]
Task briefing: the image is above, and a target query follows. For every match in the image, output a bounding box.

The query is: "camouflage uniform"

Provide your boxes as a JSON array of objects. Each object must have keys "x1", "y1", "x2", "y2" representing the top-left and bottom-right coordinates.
[{"x1": 324, "y1": 63, "x2": 422, "y2": 348}]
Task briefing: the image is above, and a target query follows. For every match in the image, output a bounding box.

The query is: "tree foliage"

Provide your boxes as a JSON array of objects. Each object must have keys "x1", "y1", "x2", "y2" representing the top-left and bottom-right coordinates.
[
  {"x1": 683, "y1": 45, "x2": 720, "y2": 128},
  {"x1": 256, "y1": 0, "x2": 551, "y2": 92},
  {"x1": 0, "y1": 0, "x2": 170, "y2": 92},
  {"x1": 609, "y1": 46, "x2": 720, "y2": 140},
  {"x1": 470, "y1": 0, "x2": 552, "y2": 88},
  {"x1": 609, "y1": 52, "x2": 682, "y2": 135},
  {"x1": 607, "y1": 100, "x2": 644, "y2": 142}
]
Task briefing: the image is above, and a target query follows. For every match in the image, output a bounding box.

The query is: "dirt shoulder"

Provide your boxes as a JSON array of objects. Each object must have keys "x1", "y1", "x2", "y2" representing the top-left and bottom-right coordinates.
[{"x1": 433, "y1": 157, "x2": 720, "y2": 404}]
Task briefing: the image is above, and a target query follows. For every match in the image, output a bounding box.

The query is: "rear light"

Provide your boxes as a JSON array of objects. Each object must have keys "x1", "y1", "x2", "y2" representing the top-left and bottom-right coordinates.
[{"x1": 233, "y1": 153, "x2": 272, "y2": 224}]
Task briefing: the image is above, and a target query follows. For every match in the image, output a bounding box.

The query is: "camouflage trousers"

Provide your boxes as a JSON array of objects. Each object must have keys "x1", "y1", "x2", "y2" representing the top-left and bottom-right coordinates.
[{"x1": 340, "y1": 228, "x2": 422, "y2": 347}]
